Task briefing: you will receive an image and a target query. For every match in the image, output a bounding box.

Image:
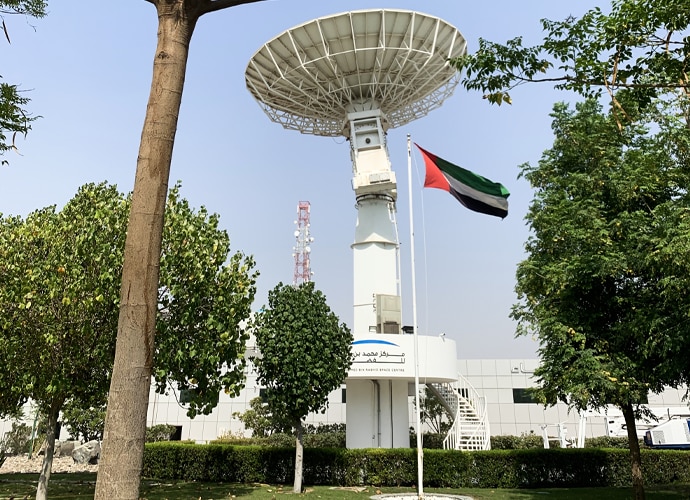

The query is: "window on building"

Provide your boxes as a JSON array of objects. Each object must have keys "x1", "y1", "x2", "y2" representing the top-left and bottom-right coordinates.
[
  {"x1": 512, "y1": 388, "x2": 537, "y2": 404},
  {"x1": 171, "y1": 425, "x2": 183, "y2": 441},
  {"x1": 342, "y1": 388, "x2": 346, "y2": 403}
]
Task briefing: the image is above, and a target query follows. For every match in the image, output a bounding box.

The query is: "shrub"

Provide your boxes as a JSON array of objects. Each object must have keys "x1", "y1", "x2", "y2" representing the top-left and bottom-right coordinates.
[
  {"x1": 584, "y1": 436, "x2": 638, "y2": 449},
  {"x1": 212, "y1": 429, "x2": 346, "y2": 448},
  {"x1": 61, "y1": 401, "x2": 105, "y2": 442},
  {"x1": 304, "y1": 423, "x2": 345, "y2": 434},
  {"x1": 491, "y1": 433, "x2": 549, "y2": 449},
  {"x1": 146, "y1": 424, "x2": 178, "y2": 443},
  {"x1": 142, "y1": 442, "x2": 690, "y2": 488},
  {"x1": 0, "y1": 422, "x2": 32, "y2": 456},
  {"x1": 264, "y1": 432, "x2": 296, "y2": 448},
  {"x1": 305, "y1": 430, "x2": 345, "y2": 448},
  {"x1": 489, "y1": 433, "x2": 644, "y2": 451},
  {"x1": 212, "y1": 430, "x2": 253, "y2": 445},
  {"x1": 409, "y1": 432, "x2": 445, "y2": 449}
]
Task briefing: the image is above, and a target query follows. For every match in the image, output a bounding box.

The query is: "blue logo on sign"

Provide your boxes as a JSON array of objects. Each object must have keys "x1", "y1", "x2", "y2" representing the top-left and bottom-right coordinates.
[{"x1": 352, "y1": 339, "x2": 400, "y2": 347}]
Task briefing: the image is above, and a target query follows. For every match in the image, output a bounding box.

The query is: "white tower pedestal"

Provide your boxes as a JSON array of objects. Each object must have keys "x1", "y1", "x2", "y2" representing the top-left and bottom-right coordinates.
[
  {"x1": 346, "y1": 334, "x2": 458, "y2": 448},
  {"x1": 346, "y1": 379, "x2": 410, "y2": 448},
  {"x1": 352, "y1": 195, "x2": 399, "y2": 335}
]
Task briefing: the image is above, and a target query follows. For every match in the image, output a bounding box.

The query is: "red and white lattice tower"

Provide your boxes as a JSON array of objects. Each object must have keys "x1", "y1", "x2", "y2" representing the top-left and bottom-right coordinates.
[{"x1": 292, "y1": 201, "x2": 313, "y2": 285}]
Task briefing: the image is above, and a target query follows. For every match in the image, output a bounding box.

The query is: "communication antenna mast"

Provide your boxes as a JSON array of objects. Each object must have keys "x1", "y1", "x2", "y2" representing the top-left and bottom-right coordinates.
[
  {"x1": 246, "y1": 8, "x2": 466, "y2": 469},
  {"x1": 247, "y1": 8, "x2": 465, "y2": 335},
  {"x1": 292, "y1": 201, "x2": 313, "y2": 285}
]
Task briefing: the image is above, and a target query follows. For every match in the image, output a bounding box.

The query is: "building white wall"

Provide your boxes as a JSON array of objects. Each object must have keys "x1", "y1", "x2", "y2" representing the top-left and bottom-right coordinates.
[
  {"x1": 139, "y1": 357, "x2": 690, "y2": 444},
  {"x1": 146, "y1": 368, "x2": 347, "y2": 442},
  {"x1": 3, "y1": 358, "x2": 687, "y2": 446},
  {"x1": 457, "y1": 359, "x2": 689, "y2": 442}
]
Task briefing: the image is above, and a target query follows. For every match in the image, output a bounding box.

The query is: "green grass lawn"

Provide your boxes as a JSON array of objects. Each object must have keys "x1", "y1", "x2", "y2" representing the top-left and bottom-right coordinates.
[{"x1": 2, "y1": 473, "x2": 690, "y2": 499}]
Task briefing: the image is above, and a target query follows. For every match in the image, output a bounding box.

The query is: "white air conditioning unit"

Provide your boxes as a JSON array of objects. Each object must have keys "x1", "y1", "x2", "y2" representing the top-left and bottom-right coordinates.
[{"x1": 375, "y1": 294, "x2": 401, "y2": 334}]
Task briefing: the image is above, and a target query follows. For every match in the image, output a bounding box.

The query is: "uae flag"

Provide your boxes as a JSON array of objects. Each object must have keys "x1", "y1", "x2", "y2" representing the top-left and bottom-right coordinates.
[{"x1": 416, "y1": 144, "x2": 509, "y2": 219}]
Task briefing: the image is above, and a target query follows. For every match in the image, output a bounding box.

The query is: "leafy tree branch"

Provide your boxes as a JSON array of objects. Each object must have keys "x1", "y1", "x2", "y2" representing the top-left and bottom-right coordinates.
[{"x1": 452, "y1": 0, "x2": 690, "y2": 112}]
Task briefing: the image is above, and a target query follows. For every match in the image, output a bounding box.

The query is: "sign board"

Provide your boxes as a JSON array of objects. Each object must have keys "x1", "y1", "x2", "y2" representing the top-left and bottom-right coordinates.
[{"x1": 347, "y1": 334, "x2": 457, "y2": 382}]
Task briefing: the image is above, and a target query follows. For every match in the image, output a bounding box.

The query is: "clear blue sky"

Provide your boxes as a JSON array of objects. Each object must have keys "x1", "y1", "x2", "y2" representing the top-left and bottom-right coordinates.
[{"x1": 1, "y1": 1, "x2": 604, "y2": 358}]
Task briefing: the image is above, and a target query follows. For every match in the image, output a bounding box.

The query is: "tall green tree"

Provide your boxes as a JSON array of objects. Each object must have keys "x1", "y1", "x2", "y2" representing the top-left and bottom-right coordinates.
[
  {"x1": 252, "y1": 282, "x2": 352, "y2": 493},
  {"x1": 0, "y1": 0, "x2": 47, "y2": 161},
  {"x1": 452, "y1": 0, "x2": 689, "y2": 116},
  {"x1": 451, "y1": 4, "x2": 690, "y2": 498},
  {"x1": 512, "y1": 99, "x2": 690, "y2": 500},
  {"x1": 0, "y1": 184, "x2": 126, "y2": 500},
  {"x1": 97, "y1": 3, "x2": 265, "y2": 497},
  {"x1": 0, "y1": 182, "x2": 257, "y2": 500}
]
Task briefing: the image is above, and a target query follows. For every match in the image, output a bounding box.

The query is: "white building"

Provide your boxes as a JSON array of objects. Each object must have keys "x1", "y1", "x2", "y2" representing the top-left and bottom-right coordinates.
[
  {"x1": 141, "y1": 354, "x2": 688, "y2": 446},
  {"x1": 3, "y1": 354, "x2": 687, "y2": 447}
]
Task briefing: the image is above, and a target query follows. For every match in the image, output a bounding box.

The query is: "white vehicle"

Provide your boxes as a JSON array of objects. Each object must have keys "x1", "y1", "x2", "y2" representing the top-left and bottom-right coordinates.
[{"x1": 644, "y1": 418, "x2": 690, "y2": 449}]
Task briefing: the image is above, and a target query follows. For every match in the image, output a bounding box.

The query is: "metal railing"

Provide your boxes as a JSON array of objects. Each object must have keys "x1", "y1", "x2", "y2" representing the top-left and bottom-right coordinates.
[{"x1": 430, "y1": 374, "x2": 490, "y2": 451}]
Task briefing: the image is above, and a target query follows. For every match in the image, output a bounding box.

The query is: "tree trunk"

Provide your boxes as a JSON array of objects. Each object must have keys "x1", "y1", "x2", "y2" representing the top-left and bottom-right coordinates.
[
  {"x1": 622, "y1": 402, "x2": 645, "y2": 500},
  {"x1": 94, "y1": 6, "x2": 197, "y2": 500},
  {"x1": 293, "y1": 421, "x2": 304, "y2": 494},
  {"x1": 35, "y1": 398, "x2": 62, "y2": 500}
]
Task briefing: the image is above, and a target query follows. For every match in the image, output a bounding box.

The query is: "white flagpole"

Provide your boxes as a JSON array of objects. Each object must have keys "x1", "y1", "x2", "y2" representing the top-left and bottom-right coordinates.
[{"x1": 407, "y1": 134, "x2": 424, "y2": 498}]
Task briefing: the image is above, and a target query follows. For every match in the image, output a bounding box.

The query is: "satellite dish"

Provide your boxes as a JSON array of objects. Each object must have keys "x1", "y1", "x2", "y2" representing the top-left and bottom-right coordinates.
[{"x1": 246, "y1": 9, "x2": 466, "y2": 137}]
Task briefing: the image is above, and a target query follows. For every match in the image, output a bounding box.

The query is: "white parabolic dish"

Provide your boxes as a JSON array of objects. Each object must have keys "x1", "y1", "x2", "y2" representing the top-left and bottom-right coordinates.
[{"x1": 245, "y1": 9, "x2": 467, "y2": 137}]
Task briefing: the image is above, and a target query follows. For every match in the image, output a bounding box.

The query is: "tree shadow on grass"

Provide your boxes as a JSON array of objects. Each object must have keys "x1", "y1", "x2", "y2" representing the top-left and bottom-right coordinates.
[
  {"x1": 0, "y1": 473, "x2": 260, "y2": 499},
  {"x1": 140, "y1": 479, "x2": 260, "y2": 499},
  {"x1": 1, "y1": 472, "x2": 97, "y2": 498}
]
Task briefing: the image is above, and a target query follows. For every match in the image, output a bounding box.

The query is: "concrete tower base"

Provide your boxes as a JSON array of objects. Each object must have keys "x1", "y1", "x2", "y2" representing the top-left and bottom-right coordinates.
[
  {"x1": 346, "y1": 379, "x2": 410, "y2": 448},
  {"x1": 345, "y1": 333, "x2": 458, "y2": 449}
]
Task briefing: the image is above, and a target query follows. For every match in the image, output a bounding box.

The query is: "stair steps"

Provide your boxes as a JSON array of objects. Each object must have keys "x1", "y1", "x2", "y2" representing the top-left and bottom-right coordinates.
[{"x1": 428, "y1": 374, "x2": 490, "y2": 451}]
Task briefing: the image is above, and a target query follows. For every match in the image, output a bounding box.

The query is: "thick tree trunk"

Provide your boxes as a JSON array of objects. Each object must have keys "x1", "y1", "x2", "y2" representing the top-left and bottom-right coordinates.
[
  {"x1": 94, "y1": 6, "x2": 196, "y2": 500},
  {"x1": 622, "y1": 402, "x2": 645, "y2": 500},
  {"x1": 35, "y1": 399, "x2": 62, "y2": 500},
  {"x1": 293, "y1": 421, "x2": 304, "y2": 494}
]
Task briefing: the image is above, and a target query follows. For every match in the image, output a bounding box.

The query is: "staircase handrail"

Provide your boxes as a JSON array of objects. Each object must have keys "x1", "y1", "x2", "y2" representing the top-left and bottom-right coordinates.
[{"x1": 443, "y1": 373, "x2": 491, "y2": 451}]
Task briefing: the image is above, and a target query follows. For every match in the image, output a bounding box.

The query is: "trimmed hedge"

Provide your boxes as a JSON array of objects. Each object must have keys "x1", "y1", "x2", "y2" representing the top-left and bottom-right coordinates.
[
  {"x1": 142, "y1": 443, "x2": 690, "y2": 488},
  {"x1": 143, "y1": 443, "x2": 293, "y2": 483}
]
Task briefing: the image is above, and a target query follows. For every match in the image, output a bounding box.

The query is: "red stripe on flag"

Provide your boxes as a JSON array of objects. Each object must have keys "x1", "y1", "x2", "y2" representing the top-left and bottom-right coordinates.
[{"x1": 418, "y1": 147, "x2": 450, "y2": 192}]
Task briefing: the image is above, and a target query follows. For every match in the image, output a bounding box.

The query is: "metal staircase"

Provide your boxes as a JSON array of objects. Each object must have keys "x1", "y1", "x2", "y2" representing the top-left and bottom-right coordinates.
[{"x1": 427, "y1": 374, "x2": 491, "y2": 451}]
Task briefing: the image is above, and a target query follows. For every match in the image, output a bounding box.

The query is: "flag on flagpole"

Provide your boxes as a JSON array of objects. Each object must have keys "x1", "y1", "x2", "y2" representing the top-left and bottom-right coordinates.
[{"x1": 415, "y1": 144, "x2": 510, "y2": 219}]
